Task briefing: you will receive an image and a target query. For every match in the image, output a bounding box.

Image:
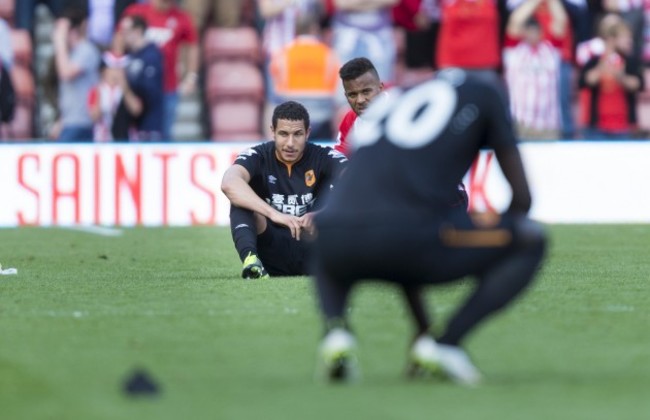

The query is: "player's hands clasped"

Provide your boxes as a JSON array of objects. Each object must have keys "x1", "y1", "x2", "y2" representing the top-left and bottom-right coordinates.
[
  {"x1": 298, "y1": 212, "x2": 316, "y2": 238},
  {"x1": 271, "y1": 212, "x2": 303, "y2": 240}
]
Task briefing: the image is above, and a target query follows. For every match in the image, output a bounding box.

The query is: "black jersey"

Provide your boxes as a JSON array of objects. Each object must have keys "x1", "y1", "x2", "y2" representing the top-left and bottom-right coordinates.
[
  {"x1": 322, "y1": 69, "x2": 518, "y2": 223},
  {"x1": 234, "y1": 141, "x2": 348, "y2": 216}
]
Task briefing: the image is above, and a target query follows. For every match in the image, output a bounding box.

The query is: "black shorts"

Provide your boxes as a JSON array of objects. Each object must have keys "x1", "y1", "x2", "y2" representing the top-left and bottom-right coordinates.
[
  {"x1": 313, "y1": 211, "x2": 541, "y2": 286},
  {"x1": 257, "y1": 222, "x2": 311, "y2": 276}
]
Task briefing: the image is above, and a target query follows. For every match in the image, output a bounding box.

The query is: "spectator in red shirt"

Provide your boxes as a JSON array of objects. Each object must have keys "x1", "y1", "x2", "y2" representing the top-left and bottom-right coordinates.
[
  {"x1": 436, "y1": 0, "x2": 506, "y2": 97},
  {"x1": 601, "y1": 0, "x2": 645, "y2": 65},
  {"x1": 579, "y1": 16, "x2": 644, "y2": 139},
  {"x1": 575, "y1": 12, "x2": 623, "y2": 132},
  {"x1": 437, "y1": 0, "x2": 502, "y2": 71},
  {"x1": 117, "y1": 0, "x2": 199, "y2": 141}
]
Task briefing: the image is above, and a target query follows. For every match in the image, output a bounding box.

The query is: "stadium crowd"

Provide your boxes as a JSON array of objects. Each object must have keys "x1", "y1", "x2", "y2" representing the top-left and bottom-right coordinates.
[{"x1": 0, "y1": 0, "x2": 649, "y2": 142}]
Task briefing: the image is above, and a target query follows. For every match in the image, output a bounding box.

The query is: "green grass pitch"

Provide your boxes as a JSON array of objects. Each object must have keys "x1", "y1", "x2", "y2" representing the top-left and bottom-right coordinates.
[{"x1": 1, "y1": 225, "x2": 649, "y2": 420}]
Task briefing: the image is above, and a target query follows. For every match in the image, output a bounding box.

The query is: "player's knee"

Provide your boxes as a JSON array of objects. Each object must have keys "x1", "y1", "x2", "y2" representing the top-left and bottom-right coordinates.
[
  {"x1": 252, "y1": 212, "x2": 267, "y2": 234},
  {"x1": 514, "y1": 217, "x2": 547, "y2": 255}
]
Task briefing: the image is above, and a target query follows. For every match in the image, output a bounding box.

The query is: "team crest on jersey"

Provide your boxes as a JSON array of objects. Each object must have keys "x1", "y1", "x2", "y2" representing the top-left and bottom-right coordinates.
[{"x1": 305, "y1": 170, "x2": 316, "y2": 187}]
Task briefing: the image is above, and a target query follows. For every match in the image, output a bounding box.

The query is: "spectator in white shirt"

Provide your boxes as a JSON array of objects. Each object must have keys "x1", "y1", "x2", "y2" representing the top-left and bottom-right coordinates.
[{"x1": 504, "y1": 0, "x2": 567, "y2": 140}]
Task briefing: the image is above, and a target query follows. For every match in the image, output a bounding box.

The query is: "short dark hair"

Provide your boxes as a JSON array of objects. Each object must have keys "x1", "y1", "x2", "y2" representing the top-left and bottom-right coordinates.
[
  {"x1": 339, "y1": 57, "x2": 379, "y2": 82},
  {"x1": 61, "y1": 7, "x2": 88, "y2": 30},
  {"x1": 272, "y1": 101, "x2": 310, "y2": 130},
  {"x1": 524, "y1": 17, "x2": 541, "y2": 30},
  {"x1": 126, "y1": 14, "x2": 148, "y2": 32}
]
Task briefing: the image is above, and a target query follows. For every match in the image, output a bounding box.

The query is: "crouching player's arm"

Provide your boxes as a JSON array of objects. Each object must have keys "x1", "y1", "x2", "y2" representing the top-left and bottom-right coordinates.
[{"x1": 221, "y1": 164, "x2": 304, "y2": 240}]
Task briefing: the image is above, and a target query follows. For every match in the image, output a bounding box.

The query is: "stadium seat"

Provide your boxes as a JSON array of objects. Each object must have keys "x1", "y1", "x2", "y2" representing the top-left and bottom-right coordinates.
[
  {"x1": 203, "y1": 26, "x2": 261, "y2": 64},
  {"x1": 210, "y1": 100, "x2": 263, "y2": 141},
  {"x1": 212, "y1": 131, "x2": 265, "y2": 142},
  {"x1": 206, "y1": 60, "x2": 264, "y2": 104},
  {"x1": 0, "y1": 0, "x2": 14, "y2": 23},
  {"x1": 10, "y1": 65, "x2": 35, "y2": 105},
  {"x1": 11, "y1": 29, "x2": 33, "y2": 68}
]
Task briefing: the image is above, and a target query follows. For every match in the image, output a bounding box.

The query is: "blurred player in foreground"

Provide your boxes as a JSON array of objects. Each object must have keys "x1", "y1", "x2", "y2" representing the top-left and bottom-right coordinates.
[
  {"x1": 335, "y1": 57, "x2": 468, "y2": 339},
  {"x1": 313, "y1": 68, "x2": 547, "y2": 385},
  {"x1": 221, "y1": 101, "x2": 347, "y2": 279}
]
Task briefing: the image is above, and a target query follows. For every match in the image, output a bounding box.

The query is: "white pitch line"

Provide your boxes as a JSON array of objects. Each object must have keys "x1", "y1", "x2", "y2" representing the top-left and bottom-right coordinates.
[{"x1": 64, "y1": 226, "x2": 124, "y2": 237}]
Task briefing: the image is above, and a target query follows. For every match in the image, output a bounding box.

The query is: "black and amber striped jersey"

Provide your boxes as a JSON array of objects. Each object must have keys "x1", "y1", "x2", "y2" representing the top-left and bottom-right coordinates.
[{"x1": 234, "y1": 141, "x2": 347, "y2": 216}]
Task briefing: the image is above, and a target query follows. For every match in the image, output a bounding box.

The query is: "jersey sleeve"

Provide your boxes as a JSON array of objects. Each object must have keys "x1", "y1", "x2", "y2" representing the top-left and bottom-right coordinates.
[
  {"x1": 233, "y1": 144, "x2": 264, "y2": 178},
  {"x1": 318, "y1": 145, "x2": 348, "y2": 184},
  {"x1": 334, "y1": 110, "x2": 356, "y2": 157},
  {"x1": 333, "y1": 131, "x2": 348, "y2": 156}
]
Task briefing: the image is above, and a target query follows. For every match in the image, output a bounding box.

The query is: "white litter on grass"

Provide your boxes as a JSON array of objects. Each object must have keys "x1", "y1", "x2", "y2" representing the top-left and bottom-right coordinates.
[
  {"x1": 0, "y1": 263, "x2": 17, "y2": 275},
  {"x1": 64, "y1": 226, "x2": 124, "y2": 237}
]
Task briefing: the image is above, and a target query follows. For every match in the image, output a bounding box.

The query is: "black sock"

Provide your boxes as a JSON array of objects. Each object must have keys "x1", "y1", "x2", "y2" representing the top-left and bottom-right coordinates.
[
  {"x1": 401, "y1": 285, "x2": 431, "y2": 337},
  {"x1": 229, "y1": 206, "x2": 258, "y2": 262},
  {"x1": 313, "y1": 255, "x2": 353, "y2": 333}
]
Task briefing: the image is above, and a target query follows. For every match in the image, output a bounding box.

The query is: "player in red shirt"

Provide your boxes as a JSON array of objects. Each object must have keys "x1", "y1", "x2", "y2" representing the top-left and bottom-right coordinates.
[
  {"x1": 336, "y1": 57, "x2": 467, "y2": 208},
  {"x1": 334, "y1": 58, "x2": 385, "y2": 157},
  {"x1": 119, "y1": 0, "x2": 199, "y2": 141}
]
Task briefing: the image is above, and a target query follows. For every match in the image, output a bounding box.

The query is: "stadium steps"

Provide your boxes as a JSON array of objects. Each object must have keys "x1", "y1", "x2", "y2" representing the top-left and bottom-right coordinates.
[
  {"x1": 31, "y1": 5, "x2": 206, "y2": 142},
  {"x1": 172, "y1": 91, "x2": 205, "y2": 141},
  {"x1": 33, "y1": 4, "x2": 56, "y2": 139}
]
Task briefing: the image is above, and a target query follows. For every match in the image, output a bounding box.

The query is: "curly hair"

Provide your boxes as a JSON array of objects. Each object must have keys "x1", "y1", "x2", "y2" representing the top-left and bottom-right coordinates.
[{"x1": 338, "y1": 57, "x2": 379, "y2": 82}]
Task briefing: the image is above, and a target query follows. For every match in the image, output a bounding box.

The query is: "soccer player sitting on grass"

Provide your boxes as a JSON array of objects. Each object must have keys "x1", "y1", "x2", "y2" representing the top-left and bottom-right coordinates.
[
  {"x1": 221, "y1": 101, "x2": 348, "y2": 279},
  {"x1": 312, "y1": 68, "x2": 547, "y2": 385}
]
